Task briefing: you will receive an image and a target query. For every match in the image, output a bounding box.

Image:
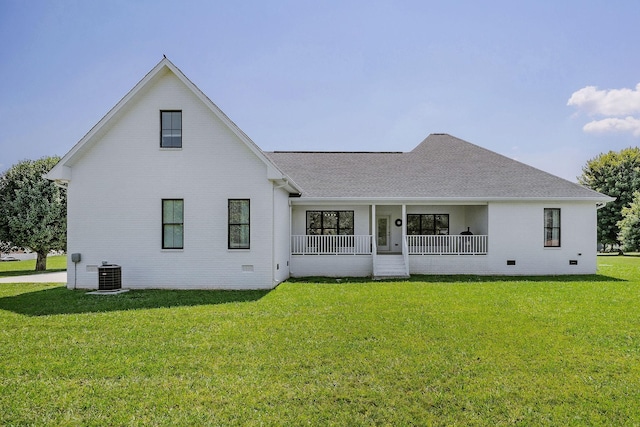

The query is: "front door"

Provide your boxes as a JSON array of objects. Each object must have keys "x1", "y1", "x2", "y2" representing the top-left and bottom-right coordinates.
[{"x1": 377, "y1": 216, "x2": 390, "y2": 252}]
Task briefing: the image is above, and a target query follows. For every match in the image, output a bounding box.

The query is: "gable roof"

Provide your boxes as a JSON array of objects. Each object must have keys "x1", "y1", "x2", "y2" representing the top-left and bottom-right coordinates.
[
  {"x1": 46, "y1": 59, "x2": 610, "y2": 204},
  {"x1": 47, "y1": 57, "x2": 299, "y2": 193},
  {"x1": 266, "y1": 134, "x2": 613, "y2": 203}
]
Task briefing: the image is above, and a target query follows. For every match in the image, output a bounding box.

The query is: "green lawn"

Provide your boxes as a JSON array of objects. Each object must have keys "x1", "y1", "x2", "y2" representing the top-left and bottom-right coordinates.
[
  {"x1": 1, "y1": 257, "x2": 639, "y2": 425},
  {"x1": 0, "y1": 255, "x2": 66, "y2": 277}
]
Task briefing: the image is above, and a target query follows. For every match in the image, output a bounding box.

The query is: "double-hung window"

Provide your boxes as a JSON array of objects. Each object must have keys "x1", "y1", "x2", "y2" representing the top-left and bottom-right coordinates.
[
  {"x1": 407, "y1": 214, "x2": 449, "y2": 235},
  {"x1": 161, "y1": 111, "x2": 182, "y2": 148},
  {"x1": 544, "y1": 208, "x2": 561, "y2": 247},
  {"x1": 162, "y1": 199, "x2": 184, "y2": 249},
  {"x1": 229, "y1": 199, "x2": 250, "y2": 249}
]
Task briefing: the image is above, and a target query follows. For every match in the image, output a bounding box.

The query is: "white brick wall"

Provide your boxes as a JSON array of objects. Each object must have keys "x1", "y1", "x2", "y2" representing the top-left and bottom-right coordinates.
[
  {"x1": 409, "y1": 255, "x2": 489, "y2": 275},
  {"x1": 291, "y1": 255, "x2": 373, "y2": 277},
  {"x1": 486, "y1": 201, "x2": 597, "y2": 275},
  {"x1": 67, "y1": 69, "x2": 279, "y2": 289}
]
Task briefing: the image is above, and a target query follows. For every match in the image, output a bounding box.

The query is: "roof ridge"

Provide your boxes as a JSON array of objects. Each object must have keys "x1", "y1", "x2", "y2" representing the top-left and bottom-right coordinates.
[{"x1": 269, "y1": 151, "x2": 404, "y2": 154}]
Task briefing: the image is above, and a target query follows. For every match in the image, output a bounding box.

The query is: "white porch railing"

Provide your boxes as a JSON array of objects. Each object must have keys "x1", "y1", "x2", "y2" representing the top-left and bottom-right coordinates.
[
  {"x1": 406, "y1": 235, "x2": 488, "y2": 255},
  {"x1": 291, "y1": 234, "x2": 487, "y2": 255},
  {"x1": 292, "y1": 235, "x2": 373, "y2": 255}
]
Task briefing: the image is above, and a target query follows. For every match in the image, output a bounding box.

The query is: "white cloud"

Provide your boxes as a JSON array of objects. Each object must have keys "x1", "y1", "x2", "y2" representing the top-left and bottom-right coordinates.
[
  {"x1": 583, "y1": 116, "x2": 640, "y2": 136},
  {"x1": 568, "y1": 83, "x2": 640, "y2": 137},
  {"x1": 568, "y1": 83, "x2": 640, "y2": 116}
]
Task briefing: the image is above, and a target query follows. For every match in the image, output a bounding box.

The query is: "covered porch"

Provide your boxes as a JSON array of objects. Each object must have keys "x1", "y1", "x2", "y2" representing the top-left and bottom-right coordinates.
[{"x1": 289, "y1": 202, "x2": 489, "y2": 277}]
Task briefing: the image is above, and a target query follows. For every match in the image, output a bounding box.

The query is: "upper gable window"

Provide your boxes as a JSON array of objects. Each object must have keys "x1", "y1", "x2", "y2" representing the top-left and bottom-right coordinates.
[{"x1": 161, "y1": 111, "x2": 182, "y2": 148}]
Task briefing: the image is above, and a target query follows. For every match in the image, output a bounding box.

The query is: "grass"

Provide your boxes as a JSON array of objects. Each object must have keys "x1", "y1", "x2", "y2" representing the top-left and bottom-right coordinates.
[
  {"x1": 0, "y1": 257, "x2": 639, "y2": 425},
  {"x1": 0, "y1": 255, "x2": 66, "y2": 277}
]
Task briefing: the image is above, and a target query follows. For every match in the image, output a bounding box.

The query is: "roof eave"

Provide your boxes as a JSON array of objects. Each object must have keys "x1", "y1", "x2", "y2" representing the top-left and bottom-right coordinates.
[
  {"x1": 48, "y1": 59, "x2": 171, "y2": 180},
  {"x1": 271, "y1": 176, "x2": 302, "y2": 194},
  {"x1": 288, "y1": 196, "x2": 615, "y2": 205}
]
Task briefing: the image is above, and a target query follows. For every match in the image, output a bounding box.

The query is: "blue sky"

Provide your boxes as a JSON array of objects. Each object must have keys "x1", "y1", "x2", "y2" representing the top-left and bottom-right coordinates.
[{"x1": 2, "y1": 0, "x2": 639, "y2": 181}]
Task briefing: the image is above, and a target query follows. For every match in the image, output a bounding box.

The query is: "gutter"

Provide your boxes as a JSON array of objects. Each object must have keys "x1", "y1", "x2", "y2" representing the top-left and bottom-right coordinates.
[{"x1": 288, "y1": 196, "x2": 616, "y2": 205}]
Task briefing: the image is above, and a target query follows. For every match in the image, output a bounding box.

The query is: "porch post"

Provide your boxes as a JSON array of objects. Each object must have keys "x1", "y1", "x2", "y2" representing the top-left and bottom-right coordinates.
[
  {"x1": 401, "y1": 203, "x2": 409, "y2": 276},
  {"x1": 371, "y1": 204, "x2": 377, "y2": 244},
  {"x1": 401, "y1": 204, "x2": 407, "y2": 244}
]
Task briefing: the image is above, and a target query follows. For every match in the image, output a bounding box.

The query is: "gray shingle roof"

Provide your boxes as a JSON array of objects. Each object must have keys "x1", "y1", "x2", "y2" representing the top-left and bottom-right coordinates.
[{"x1": 265, "y1": 134, "x2": 611, "y2": 201}]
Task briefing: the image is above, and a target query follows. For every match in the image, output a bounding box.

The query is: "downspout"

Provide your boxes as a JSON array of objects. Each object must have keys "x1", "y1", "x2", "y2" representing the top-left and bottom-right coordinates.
[
  {"x1": 289, "y1": 201, "x2": 292, "y2": 279},
  {"x1": 272, "y1": 179, "x2": 289, "y2": 287}
]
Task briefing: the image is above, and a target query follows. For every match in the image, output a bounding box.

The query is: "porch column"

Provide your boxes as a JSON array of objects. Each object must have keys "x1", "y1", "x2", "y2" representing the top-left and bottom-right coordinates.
[
  {"x1": 401, "y1": 204, "x2": 407, "y2": 248},
  {"x1": 371, "y1": 204, "x2": 377, "y2": 245}
]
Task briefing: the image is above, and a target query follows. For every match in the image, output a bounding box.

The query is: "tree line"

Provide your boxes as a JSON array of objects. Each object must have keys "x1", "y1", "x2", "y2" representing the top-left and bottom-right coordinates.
[{"x1": 579, "y1": 147, "x2": 640, "y2": 253}]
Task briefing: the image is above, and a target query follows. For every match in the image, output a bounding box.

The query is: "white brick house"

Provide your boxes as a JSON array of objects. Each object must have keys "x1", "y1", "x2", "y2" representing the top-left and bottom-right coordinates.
[{"x1": 47, "y1": 58, "x2": 613, "y2": 289}]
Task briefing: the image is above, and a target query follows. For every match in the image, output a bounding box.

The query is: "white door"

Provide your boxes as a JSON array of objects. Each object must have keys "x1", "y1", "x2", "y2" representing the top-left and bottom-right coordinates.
[{"x1": 377, "y1": 216, "x2": 390, "y2": 252}]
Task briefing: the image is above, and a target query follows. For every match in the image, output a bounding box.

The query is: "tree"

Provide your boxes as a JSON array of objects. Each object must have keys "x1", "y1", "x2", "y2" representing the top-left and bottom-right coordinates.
[
  {"x1": 578, "y1": 147, "x2": 640, "y2": 249},
  {"x1": 617, "y1": 191, "x2": 640, "y2": 252},
  {"x1": 0, "y1": 157, "x2": 66, "y2": 271},
  {"x1": 0, "y1": 240, "x2": 21, "y2": 256}
]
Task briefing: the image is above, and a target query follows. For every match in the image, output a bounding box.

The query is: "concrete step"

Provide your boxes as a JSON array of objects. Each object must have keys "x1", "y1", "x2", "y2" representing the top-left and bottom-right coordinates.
[
  {"x1": 374, "y1": 255, "x2": 409, "y2": 279},
  {"x1": 375, "y1": 256, "x2": 404, "y2": 265}
]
